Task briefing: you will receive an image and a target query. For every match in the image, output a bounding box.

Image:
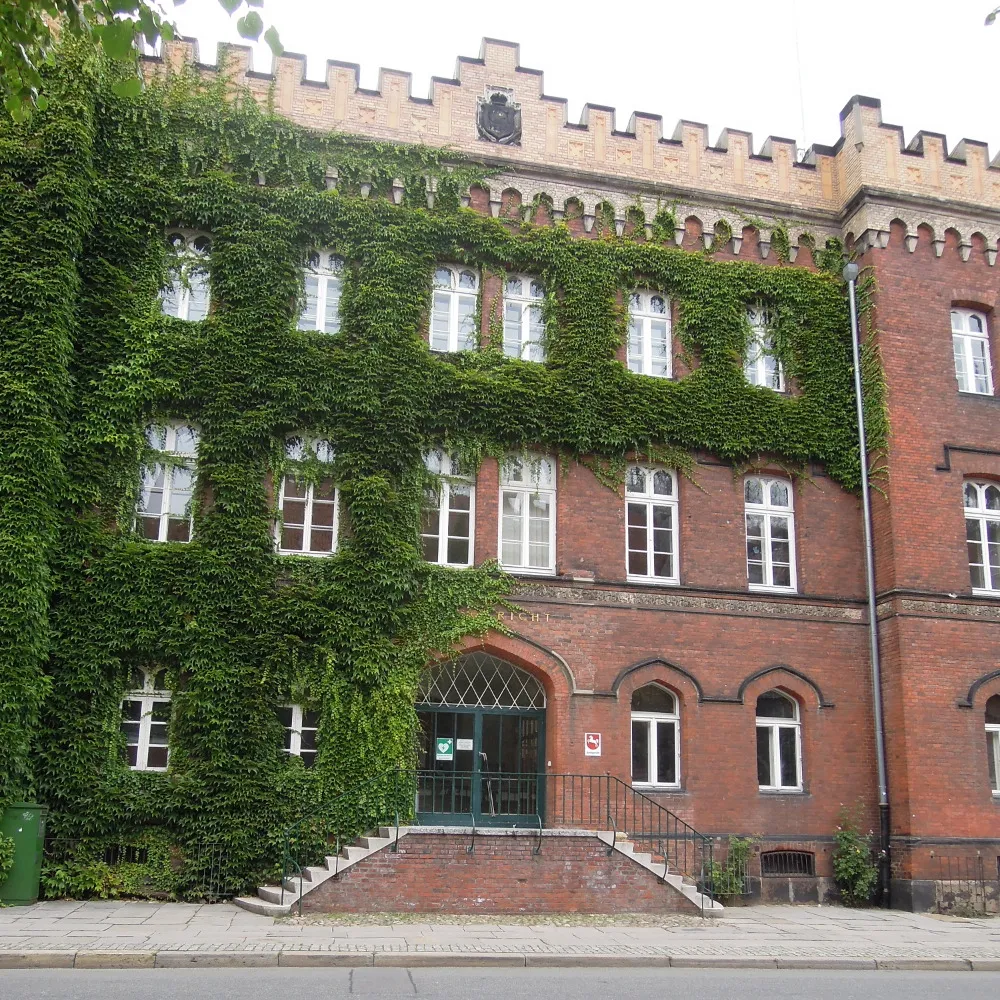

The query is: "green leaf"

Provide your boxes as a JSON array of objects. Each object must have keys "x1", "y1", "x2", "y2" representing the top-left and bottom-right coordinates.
[
  {"x1": 35, "y1": 95, "x2": 49, "y2": 112},
  {"x1": 100, "y1": 20, "x2": 138, "y2": 61},
  {"x1": 263, "y1": 25, "x2": 283, "y2": 57},
  {"x1": 236, "y1": 11, "x2": 264, "y2": 40},
  {"x1": 111, "y1": 78, "x2": 143, "y2": 98},
  {"x1": 218, "y1": 0, "x2": 243, "y2": 14}
]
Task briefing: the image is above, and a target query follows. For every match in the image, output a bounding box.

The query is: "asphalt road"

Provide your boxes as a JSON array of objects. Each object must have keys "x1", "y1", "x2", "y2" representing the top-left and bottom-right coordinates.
[{"x1": 2, "y1": 968, "x2": 1000, "y2": 999}]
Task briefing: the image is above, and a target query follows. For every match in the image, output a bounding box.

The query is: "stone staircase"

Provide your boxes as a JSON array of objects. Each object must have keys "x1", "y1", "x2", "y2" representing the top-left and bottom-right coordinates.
[
  {"x1": 234, "y1": 827, "x2": 409, "y2": 916},
  {"x1": 596, "y1": 830, "x2": 724, "y2": 915}
]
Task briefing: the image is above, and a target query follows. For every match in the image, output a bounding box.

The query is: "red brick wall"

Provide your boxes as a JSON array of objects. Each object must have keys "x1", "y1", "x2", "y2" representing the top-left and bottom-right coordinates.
[{"x1": 301, "y1": 833, "x2": 699, "y2": 914}]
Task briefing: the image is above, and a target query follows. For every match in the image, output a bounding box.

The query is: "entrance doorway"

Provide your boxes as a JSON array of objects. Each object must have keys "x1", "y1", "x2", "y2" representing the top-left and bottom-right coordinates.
[{"x1": 415, "y1": 653, "x2": 545, "y2": 825}]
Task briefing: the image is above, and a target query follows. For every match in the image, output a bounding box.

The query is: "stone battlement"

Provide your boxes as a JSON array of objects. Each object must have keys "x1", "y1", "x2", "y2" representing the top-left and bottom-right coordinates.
[{"x1": 146, "y1": 37, "x2": 1000, "y2": 260}]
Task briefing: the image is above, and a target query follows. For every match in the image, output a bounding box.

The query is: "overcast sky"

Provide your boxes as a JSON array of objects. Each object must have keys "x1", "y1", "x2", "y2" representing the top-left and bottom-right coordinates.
[{"x1": 171, "y1": 0, "x2": 1000, "y2": 159}]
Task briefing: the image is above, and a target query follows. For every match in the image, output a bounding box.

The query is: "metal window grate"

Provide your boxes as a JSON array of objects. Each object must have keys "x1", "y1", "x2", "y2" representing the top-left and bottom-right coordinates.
[
  {"x1": 417, "y1": 652, "x2": 545, "y2": 709},
  {"x1": 760, "y1": 850, "x2": 815, "y2": 876}
]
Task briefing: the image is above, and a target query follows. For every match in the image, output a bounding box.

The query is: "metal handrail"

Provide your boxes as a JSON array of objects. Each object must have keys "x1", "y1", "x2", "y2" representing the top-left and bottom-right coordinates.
[{"x1": 605, "y1": 806, "x2": 617, "y2": 856}]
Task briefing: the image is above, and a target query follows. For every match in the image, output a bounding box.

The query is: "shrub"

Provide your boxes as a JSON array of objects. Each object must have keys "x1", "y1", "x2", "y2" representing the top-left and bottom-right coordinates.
[{"x1": 833, "y1": 806, "x2": 879, "y2": 906}]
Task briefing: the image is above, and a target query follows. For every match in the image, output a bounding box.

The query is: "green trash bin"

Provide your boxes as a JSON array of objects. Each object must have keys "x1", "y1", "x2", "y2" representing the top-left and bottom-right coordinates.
[{"x1": 0, "y1": 803, "x2": 48, "y2": 905}]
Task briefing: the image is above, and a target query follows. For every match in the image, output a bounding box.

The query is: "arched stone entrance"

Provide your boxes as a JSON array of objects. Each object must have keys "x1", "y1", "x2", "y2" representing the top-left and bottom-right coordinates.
[{"x1": 416, "y1": 652, "x2": 546, "y2": 825}]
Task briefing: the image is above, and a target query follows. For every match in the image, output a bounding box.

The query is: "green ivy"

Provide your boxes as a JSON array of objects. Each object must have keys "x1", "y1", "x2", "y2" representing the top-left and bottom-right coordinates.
[{"x1": 0, "y1": 46, "x2": 886, "y2": 895}]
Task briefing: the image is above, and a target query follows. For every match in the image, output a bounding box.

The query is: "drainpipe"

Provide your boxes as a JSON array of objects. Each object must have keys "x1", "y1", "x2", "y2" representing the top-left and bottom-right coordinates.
[{"x1": 843, "y1": 262, "x2": 891, "y2": 908}]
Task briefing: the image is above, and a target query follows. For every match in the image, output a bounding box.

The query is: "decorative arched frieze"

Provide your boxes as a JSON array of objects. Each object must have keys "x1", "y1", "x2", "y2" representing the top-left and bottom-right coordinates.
[
  {"x1": 609, "y1": 657, "x2": 704, "y2": 703},
  {"x1": 736, "y1": 664, "x2": 834, "y2": 708},
  {"x1": 957, "y1": 668, "x2": 1000, "y2": 709},
  {"x1": 453, "y1": 630, "x2": 578, "y2": 696}
]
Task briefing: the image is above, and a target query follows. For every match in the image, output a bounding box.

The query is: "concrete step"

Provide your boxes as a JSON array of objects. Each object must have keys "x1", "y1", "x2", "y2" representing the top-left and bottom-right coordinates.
[
  {"x1": 358, "y1": 836, "x2": 391, "y2": 851},
  {"x1": 233, "y1": 895, "x2": 292, "y2": 917},
  {"x1": 258, "y1": 883, "x2": 300, "y2": 905}
]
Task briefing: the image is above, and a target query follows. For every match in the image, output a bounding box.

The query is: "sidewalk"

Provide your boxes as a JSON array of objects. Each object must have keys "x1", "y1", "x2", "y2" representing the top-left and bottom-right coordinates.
[{"x1": 0, "y1": 901, "x2": 998, "y2": 970}]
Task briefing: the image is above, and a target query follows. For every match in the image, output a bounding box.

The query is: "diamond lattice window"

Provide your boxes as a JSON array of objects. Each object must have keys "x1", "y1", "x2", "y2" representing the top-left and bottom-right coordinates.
[{"x1": 417, "y1": 653, "x2": 546, "y2": 710}]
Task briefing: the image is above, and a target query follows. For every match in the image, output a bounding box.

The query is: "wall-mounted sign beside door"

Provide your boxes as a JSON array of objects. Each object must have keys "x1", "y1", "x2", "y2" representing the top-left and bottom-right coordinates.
[
  {"x1": 435, "y1": 737, "x2": 454, "y2": 761},
  {"x1": 584, "y1": 733, "x2": 602, "y2": 757}
]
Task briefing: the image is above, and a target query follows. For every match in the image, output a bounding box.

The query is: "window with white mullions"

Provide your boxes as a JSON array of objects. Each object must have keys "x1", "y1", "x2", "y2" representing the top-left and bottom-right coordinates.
[
  {"x1": 277, "y1": 437, "x2": 338, "y2": 556},
  {"x1": 299, "y1": 251, "x2": 344, "y2": 333},
  {"x1": 745, "y1": 477, "x2": 796, "y2": 591},
  {"x1": 138, "y1": 423, "x2": 199, "y2": 543},
  {"x1": 499, "y1": 454, "x2": 556, "y2": 574},
  {"x1": 121, "y1": 668, "x2": 171, "y2": 771},
  {"x1": 965, "y1": 481, "x2": 1000, "y2": 594},
  {"x1": 756, "y1": 691, "x2": 802, "y2": 791},
  {"x1": 503, "y1": 275, "x2": 546, "y2": 362},
  {"x1": 625, "y1": 465, "x2": 679, "y2": 584},
  {"x1": 630, "y1": 685, "x2": 680, "y2": 788},
  {"x1": 951, "y1": 309, "x2": 993, "y2": 395},
  {"x1": 430, "y1": 266, "x2": 479, "y2": 352},
  {"x1": 986, "y1": 695, "x2": 1000, "y2": 795},
  {"x1": 745, "y1": 303, "x2": 784, "y2": 391},
  {"x1": 421, "y1": 451, "x2": 475, "y2": 567},
  {"x1": 278, "y1": 704, "x2": 319, "y2": 767},
  {"x1": 627, "y1": 291, "x2": 671, "y2": 377},
  {"x1": 161, "y1": 231, "x2": 211, "y2": 321}
]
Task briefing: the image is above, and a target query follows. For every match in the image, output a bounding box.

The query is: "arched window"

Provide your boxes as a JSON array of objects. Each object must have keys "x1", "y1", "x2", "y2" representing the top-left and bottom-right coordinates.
[
  {"x1": 756, "y1": 690, "x2": 801, "y2": 790},
  {"x1": 625, "y1": 466, "x2": 679, "y2": 584},
  {"x1": 627, "y1": 290, "x2": 671, "y2": 378},
  {"x1": 745, "y1": 477, "x2": 796, "y2": 592},
  {"x1": 951, "y1": 309, "x2": 993, "y2": 396},
  {"x1": 161, "y1": 231, "x2": 211, "y2": 321},
  {"x1": 299, "y1": 251, "x2": 344, "y2": 333},
  {"x1": 964, "y1": 481, "x2": 1000, "y2": 594},
  {"x1": 986, "y1": 694, "x2": 1000, "y2": 795},
  {"x1": 745, "y1": 303, "x2": 783, "y2": 391},
  {"x1": 503, "y1": 275, "x2": 546, "y2": 362},
  {"x1": 421, "y1": 450, "x2": 475, "y2": 567},
  {"x1": 630, "y1": 684, "x2": 679, "y2": 787},
  {"x1": 138, "y1": 423, "x2": 199, "y2": 543},
  {"x1": 121, "y1": 668, "x2": 171, "y2": 771},
  {"x1": 431, "y1": 265, "x2": 479, "y2": 353},
  {"x1": 499, "y1": 454, "x2": 556, "y2": 574}
]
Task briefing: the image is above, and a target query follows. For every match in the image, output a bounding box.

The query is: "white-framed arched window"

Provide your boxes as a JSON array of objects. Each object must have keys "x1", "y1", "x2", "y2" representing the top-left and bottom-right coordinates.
[
  {"x1": 277, "y1": 436, "x2": 339, "y2": 556},
  {"x1": 964, "y1": 481, "x2": 1000, "y2": 595},
  {"x1": 631, "y1": 684, "x2": 680, "y2": 788},
  {"x1": 503, "y1": 275, "x2": 546, "y2": 362},
  {"x1": 756, "y1": 690, "x2": 802, "y2": 791},
  {"x1": 951, "y1": 309, "x2": 993, "y2": 396},
  {"x1": 161, "y1": 230, "x2": 211, "y2": 321},
  {"x1": 431, "y1": 265, "x2": 478, "y2": 353},
  {"x1": 121, "y1": 668, "x2": 171, "y2": 772},
  {"x1": 137, "y1": 422, "x2": 199, "y2": 543},
  {"x1": 745, "y1": 477, "x2": 796, "y2": 592},
  {"x1": 986, "y1": 695, "x2": 1000, "y2": 795},
  {"x1": 627, "y1": 291, "x2": 670, "y2": 378},
  {"x1": 499, "y1": 453, "x2": 556, "y2": 574},
  {"x1": 278, "y1": 705, "x2": 319, "y2": 767},
  {"x1": 299, "y1": 250, "x2": 344, "y2": 333},
  {"x1": 625, "y1": 465, "x2": 679, "y2": 584},
  {"x1": 745, "y1": 303, "x2": 783, "y2": 391},
  {"x1": 421, "y1": 450, "x2": 475, "y2": 567}
]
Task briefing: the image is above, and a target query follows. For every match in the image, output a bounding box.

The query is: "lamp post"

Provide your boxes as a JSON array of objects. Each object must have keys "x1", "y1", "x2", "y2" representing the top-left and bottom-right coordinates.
[{"x1": 843, "y1": 262, "x2": 891, "y2": 908}]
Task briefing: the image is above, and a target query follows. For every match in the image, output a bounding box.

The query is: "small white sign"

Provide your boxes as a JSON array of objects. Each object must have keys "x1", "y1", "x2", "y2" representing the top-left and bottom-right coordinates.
[
  {"x1": 456, "y1": 738, "x2": 474, "y2": 751},
  {"x1": 584, "y1": 732, "x2": 602, "y2": 757},
  {"x1": 435, "y1": 738, "x2": 454, "y2": 761}
]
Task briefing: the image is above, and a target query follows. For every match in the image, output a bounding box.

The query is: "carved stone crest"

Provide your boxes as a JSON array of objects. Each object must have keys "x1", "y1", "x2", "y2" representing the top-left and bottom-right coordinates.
[{"x1": 477, "y1": 88, "x2": 522, "y2": 146}]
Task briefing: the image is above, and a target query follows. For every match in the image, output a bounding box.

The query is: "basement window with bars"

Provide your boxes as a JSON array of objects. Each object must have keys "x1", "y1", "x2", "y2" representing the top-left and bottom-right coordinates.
[
  {"x1": 137, "y1": 423, "x2": 199, "y2": 543},
  {"x1": 121, "y1": 668, "x2": 171, "y2": 772},
  {"x1": 421, "y1": 450, "x2": 474, "y2": 567},
  {"x1": 298, "y1": 251, "x2": 344, "y2": 333},
  {"x1": 278, "y1": 705, "x2": 319, "y2": 767},
  {"x1": 430, "y1": 265, "x2": 478, "y2": 352},
  {"x1": 756, "y1": 690, "x2": 802, "y2": 791},
  {"x1": 987, "y1": 695, "x2": 1000, "y2": 795},
  {"x1": 951, "y1": 309, "x2": 994, "y2": 395},
  {"x1": 760, "y1": 850, "x2": 815, "y2": 877},
  {"x1": 965, "y1": 481, "x2": 1000, "y2": 595}
]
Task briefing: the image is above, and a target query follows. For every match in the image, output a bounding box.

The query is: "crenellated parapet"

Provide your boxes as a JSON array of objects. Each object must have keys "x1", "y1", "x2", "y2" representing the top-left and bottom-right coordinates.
[{"x1": 145, "y1": 36, "x2": 1000, "y2": 265}]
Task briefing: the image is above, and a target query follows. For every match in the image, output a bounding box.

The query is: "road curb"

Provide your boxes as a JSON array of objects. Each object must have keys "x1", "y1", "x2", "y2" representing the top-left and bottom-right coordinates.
[{"x1": 0, "y1": 950, "x2": 996, "y2": 970}]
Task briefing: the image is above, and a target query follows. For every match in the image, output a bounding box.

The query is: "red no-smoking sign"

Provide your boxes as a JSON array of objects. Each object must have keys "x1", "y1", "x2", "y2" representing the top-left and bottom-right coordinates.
[{"x1": 584, "y1": 732, "x2": 602, "y2": 756}]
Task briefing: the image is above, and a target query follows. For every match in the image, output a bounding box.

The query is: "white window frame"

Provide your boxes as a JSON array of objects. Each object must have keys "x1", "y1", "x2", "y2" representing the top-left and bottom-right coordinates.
[
  {"x1": 276, "y1": 437, "x2": 339, "y2": 556},
  {"x1": 430, "y1": 264, "x2": 479, "y2": 353},
  {"x1": 625, "y1": 465, "x2": 679, "y2": 585},
  {"x1": 161, "y1": 230, "x2": 211, "y2": 321},
  {"x1": 498, "y1": 454, "x2": 556, "y2": 575},
  {"x1": 744, "y1": 476, "x2": 797, "y2": 593},
  {"x1": 421, "y1": 451, "x2": 475, "y2": 567},
  {"x1": 964, "y1": 480, "x2": 1000, "y2": 596},
  {"x1": 280, "y1": 704, "x2": 319, "y2": 767},
  {"x1": 630, "y1": 689, "x2": 681, "y2": 789},
  {"x1": 503, "y1": 274, "x2": 546, "y2": 362},
  {"x1": 987, "y1": 722, "x2": 1000, "y2": 796},
  {"x1": 627, "y1": 290, "x2": 671, "y2": 378},
  {"x1": 745, "y1": 303, "x2": 784, "y2": 391},
  {"x1": 137, "y1": 423, "x2": 199, "y2": 543},
  {"x1": 756, "y1": 692, "x2": 802, "y2": 792},
  {"x1": 121, "y1": 670, "x2": 171, "y2": 772},
  {"x1": 299, "y1": 250, "x2": 344, "y2": 333},
  {"x1": 951, "y1": 309, "x2": 994, "y2": 396}
]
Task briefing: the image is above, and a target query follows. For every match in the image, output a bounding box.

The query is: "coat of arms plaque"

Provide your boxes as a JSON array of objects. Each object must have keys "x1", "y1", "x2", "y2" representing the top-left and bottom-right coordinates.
[{"x1": 477, "y1": 89, "x2": 522, "y2": 146}]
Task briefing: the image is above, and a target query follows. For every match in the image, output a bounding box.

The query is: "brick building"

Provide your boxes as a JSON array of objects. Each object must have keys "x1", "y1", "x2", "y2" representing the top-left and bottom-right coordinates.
[{"x1": 21, "y1": 36, "x2": 998, "y2": 912}]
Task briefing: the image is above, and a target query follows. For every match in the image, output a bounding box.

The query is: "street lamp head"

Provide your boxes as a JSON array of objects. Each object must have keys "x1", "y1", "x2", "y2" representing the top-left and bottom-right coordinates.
[{"x1": 843, "y1": 262, "x2": 860, "y2": 283}]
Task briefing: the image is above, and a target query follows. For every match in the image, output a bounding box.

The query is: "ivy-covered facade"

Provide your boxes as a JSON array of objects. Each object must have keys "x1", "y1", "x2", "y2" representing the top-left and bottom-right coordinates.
[{"x1": 2, "y1": 37, "x2": 996, "y2": 910}]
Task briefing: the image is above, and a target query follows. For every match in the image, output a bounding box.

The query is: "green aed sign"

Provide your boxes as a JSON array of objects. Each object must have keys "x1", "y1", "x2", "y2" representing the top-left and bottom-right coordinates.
[{"x1": 435, "y1": 738, "x2": 454, "y2": 761}]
